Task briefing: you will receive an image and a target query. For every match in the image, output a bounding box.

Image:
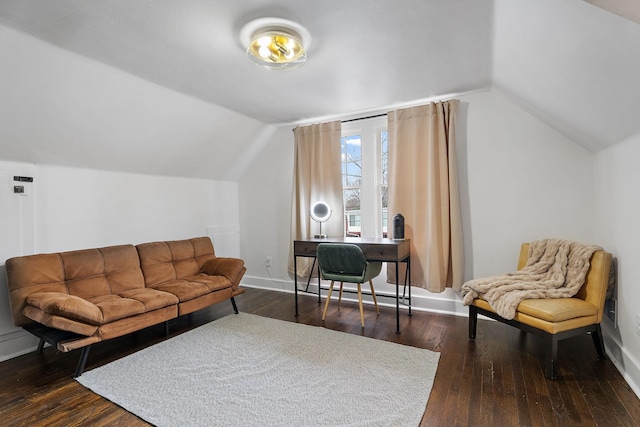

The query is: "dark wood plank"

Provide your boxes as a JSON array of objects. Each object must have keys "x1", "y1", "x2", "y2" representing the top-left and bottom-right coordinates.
[{"x1": 0, "y1": 287, "x2": 638, "y2": 427}]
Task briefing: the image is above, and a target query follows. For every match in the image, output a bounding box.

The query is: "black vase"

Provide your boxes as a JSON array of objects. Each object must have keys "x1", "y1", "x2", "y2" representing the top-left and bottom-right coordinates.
[{"x1": 392, "y1": 213, "x2": 404, "y2": 240}]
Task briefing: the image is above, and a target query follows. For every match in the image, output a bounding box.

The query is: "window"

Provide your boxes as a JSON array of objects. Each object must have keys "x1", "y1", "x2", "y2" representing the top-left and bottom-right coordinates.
[{"x1": 341, "y1": 117, "x2": 388, "y2": 238}]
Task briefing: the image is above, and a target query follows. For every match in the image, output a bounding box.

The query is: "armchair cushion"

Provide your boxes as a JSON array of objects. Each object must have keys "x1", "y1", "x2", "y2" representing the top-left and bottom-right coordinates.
[{"x1": 516, "y1": 297, "x2": 597, "y2": 322}]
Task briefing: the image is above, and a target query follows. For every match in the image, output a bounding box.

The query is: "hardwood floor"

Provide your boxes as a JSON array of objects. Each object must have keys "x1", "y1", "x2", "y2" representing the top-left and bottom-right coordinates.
[{"x1": 1, "y1": 287, "x2": 638, "y2": 426}]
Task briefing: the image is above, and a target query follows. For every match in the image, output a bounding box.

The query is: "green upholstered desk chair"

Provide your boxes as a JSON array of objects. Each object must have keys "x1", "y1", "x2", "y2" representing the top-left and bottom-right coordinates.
[{"x1": 317, "y1": 243, "x2": 383, "y2": 328}]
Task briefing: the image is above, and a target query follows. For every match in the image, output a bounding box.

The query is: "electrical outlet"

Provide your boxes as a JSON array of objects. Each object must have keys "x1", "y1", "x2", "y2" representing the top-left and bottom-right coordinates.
[
  {"x1": 605, "y1": 298, "x2": 617, "y2": 327},
  {"x1": 636, "y1": 313, "x2": 640, "y2": 337},
  {"x1": 265, "y1": 256, "x2": 272, "y2": 268}
]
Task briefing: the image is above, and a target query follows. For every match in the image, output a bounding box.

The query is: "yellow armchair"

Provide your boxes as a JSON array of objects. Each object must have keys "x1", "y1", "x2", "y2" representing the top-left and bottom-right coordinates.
[{"x1": 468, "y1": 243, "x2": 612, "y2": 379}]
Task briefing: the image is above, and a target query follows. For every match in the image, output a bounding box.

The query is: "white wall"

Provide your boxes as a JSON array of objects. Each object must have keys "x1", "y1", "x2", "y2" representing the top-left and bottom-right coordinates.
[
  {"x1": 0, "y1": 161, "x2": 37, "y2": 359},
  {"x1": 594, "y1": 132, "x2": 640, "y2": 397},
  {"x1": 238, "y1": 89, "x2": 595, "y2": 315},
  {"x1": 462, "y1": 90, "x2": 595, "y2": 278},
  {"x1": 34, "y1": 164, "x2": 239, "y2": 253},
  {"x1": 238, "y1": 126, "x2": 295, "y2": 292}
]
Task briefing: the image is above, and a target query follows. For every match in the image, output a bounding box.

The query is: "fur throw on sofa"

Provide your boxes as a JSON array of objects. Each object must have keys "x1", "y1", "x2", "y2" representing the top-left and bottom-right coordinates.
[{"x1": 461, "y1": 238, "x2": 601, "y2": 319}]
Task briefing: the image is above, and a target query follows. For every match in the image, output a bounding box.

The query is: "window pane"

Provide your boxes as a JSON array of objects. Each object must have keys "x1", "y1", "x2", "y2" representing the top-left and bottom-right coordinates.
[
  {"x1": 341, "y1": 135, "x2": 362, "y2": 187},
  {"x1": 344, "y1": 188, "x2": 361, "y2": 236},
  {"x1": 380, "y1": 130, "x2": 388, "y2": 237},
  {"x1": 381, "y1": 130, "x2": 388, "y2": 186},
  {"x1": 342, "y1": 135, "x2": 362, "y2": 236}
]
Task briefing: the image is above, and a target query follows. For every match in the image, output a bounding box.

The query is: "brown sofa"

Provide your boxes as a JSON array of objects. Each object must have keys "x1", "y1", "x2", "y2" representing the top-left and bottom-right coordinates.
[{"x1": 5, "y1": 237, "x2": 246, "y2": 377}]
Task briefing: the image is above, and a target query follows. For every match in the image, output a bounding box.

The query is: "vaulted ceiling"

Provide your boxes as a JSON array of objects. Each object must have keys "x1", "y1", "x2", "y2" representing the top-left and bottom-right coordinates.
[{"x1": 0, "y1": 0, "x2": 639, "y2": 154}]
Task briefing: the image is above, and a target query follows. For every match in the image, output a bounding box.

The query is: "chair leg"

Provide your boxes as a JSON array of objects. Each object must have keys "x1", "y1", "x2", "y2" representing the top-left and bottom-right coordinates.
[
  {"x1": 544, "y1": 333, "x2": 558, "y2": 380},
  {"x1": 591, "y1": 324, "x2": 605, "y2": 358},
  {"x1": 357, "y1": 283, "x2": 365, "y2": 328},
  {"x1": 322, "y1": 281, "x2": 335, "y2": 321},
  {"x1": 36, "y1": 338, "x2": 46, "y2": 355},
  {"x1": 469, "y1": 305, "x2": 478, "y2": 340},
  {"x1": 368, "y1": 279, "x2": 380, "y2": 314},
  {"x1": 338, "y1": 282, "x2": 344, "y2": 307}
]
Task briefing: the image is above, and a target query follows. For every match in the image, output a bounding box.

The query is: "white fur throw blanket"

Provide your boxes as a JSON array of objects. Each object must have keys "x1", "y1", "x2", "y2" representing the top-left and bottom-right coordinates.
[{"x1": 461, "y1": 239, "x2": 601, "y2": 320}]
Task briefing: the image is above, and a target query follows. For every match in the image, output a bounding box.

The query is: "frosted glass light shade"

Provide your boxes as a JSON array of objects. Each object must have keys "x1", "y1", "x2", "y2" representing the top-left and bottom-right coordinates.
[{"x1": 240, "y1": 18, "x2": 311, "y2": 71}]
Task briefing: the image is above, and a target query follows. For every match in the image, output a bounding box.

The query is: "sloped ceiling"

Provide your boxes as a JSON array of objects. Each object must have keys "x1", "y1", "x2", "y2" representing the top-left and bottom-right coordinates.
[
  {"x1": 0, "y1": 0, "x2": 639, "y2": 162},
  {"x1": 494, "y1": 0, "x2": 640, "y2": 151}
]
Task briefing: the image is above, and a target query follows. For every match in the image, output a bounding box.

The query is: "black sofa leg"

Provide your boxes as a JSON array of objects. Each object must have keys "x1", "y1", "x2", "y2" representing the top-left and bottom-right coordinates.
[
  {"x1": 544, "y1": 334, "x2": 558, "y2": 380},
  {"x1": 164, "y1": 320, "x2": 170, "y2": 337},
  {"x1": 36, "y1": 338, "x2": 46, "y2": 355},
  {"x1": 591, "y1": 324, "x2": 606, "y2": 358},
  {"x1": 469, "y1": 305, "x2": 478, "y2": 340},
  {"x1": 231, "y1": 297, "x2": 239, "y2": 314},
  {"x1": 73, "y1": 345, "x2": 92, "y2": 378}
]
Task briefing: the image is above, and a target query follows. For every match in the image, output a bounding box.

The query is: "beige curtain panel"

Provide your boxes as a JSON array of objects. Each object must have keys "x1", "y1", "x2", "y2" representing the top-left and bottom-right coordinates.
[
  {"x1": 387, "y1": 100, "x2": 463, "y2": 292},
  {"x1": 288, "y1": 121, "x2": 344, "y2": 277}
]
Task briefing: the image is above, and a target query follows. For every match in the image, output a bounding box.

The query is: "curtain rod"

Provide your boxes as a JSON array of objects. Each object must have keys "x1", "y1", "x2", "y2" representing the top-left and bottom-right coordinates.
[
  {"x1": 341, "y1": 113, "x2": 387, "y2": 123},
  {"x1": 292, "y1": 112, "x2": 388, "y2": 132}
]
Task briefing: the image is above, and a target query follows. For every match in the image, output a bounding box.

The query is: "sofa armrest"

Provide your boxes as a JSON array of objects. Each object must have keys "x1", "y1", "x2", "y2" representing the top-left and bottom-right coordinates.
[
  {"x1": 201, "y1": 257, "x2": 246, "y2": 289},
  {"x1": 26, "y1": 292, "x2": 103, "y2": 325}
]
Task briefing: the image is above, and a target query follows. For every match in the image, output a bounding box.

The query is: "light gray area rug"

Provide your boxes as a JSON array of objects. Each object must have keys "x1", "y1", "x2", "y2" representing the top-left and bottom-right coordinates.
[{"x1": 77, "y1": 313, "x2": 440, "y2": 426}]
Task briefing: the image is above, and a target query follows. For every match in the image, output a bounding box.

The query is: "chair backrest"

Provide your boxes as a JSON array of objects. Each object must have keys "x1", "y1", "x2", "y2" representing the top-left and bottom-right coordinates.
[
  {"x1": 518, "y1": 243, "x2": 612, "y2": 322},
  {"x1": 317, "y1": 243, "x2": 368, "y2": 281}
]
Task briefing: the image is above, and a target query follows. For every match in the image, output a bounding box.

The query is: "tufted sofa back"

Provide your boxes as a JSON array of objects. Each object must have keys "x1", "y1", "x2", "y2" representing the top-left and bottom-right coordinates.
[
  {"x1": 135, "y1": 237, "x2": 216, "y2": 287},
  {"x1": 6, "y1": 245, "x2": 144, "y2": 326}
]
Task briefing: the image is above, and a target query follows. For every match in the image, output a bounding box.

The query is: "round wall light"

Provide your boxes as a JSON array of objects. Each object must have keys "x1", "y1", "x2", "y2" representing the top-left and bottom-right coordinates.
[{"x1": 240, "y1": 17, "x2": 311, "y2": 70}]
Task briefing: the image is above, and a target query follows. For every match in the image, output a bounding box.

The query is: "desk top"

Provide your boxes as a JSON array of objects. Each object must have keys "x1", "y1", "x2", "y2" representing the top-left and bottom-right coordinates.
[{"x1": 294, "y1": 237, "x2": 410, "y2": 262}]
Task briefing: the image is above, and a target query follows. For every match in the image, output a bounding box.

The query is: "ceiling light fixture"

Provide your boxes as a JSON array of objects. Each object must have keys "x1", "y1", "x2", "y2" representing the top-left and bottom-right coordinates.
[{"x1": 240, "y1": 18, "x2": 311, "y2": 71}]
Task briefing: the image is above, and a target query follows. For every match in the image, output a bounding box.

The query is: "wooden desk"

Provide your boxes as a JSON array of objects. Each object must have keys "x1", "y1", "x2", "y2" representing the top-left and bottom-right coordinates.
[{"x1": 293, "y1": 237, "x2": 411, "y2": 333}]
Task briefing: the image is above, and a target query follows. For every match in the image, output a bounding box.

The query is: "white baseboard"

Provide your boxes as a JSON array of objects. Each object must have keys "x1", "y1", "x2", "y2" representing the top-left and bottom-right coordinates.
[
  {"x1": 0, "y1": 328, "x2": 40, "y2": 362},
  {"x1": 602, "y1": 322, "x2": 640, "y2": 399}
]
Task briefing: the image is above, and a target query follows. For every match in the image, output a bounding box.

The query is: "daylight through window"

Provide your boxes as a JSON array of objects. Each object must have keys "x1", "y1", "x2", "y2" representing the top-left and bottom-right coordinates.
[{"x1": 341, "y1": 117, "x2": 387, "y2": 238}]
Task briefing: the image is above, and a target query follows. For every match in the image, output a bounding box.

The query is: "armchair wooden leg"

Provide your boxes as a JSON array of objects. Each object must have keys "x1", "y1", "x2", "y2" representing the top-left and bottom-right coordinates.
[
  {"x1": 357, "y1": 283, "x2": 365, "y2": 328},
  {"x1": 368, "y1": 279, "x2": 380, "y2": 314},
  {"x1": 469, "y1": 305, "x2": 478, "y2": 340},
  {"x1": 338, "y1": 282, "x2": 344, "y2": 307},
  {"x1": 322, "y1": 281, "x2": 335, "y2": 321}
]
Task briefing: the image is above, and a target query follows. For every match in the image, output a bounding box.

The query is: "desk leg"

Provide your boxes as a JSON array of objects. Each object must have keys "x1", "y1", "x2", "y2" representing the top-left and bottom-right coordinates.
[
  {"x1": 407, "y1": 257, "x2": 412, "y2": 316},
  {"x1": 294, "y1": 255, "x2": 299, "y2": 317},
  {"x1": 395, "y1": 261, "x2": 401, "y2": 334}
]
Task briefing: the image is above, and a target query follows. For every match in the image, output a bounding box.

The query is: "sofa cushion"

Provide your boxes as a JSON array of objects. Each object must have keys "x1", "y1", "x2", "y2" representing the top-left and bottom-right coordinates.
[
  {"x1": 188, "y1": 274, "x2": 233, "y2": 292},
  {"x1": 151, "y1": 280, "x2": 213, "y2": 302},
  {"x1": 26, "y1": 288, "x2": 179, "y2": 326}
]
